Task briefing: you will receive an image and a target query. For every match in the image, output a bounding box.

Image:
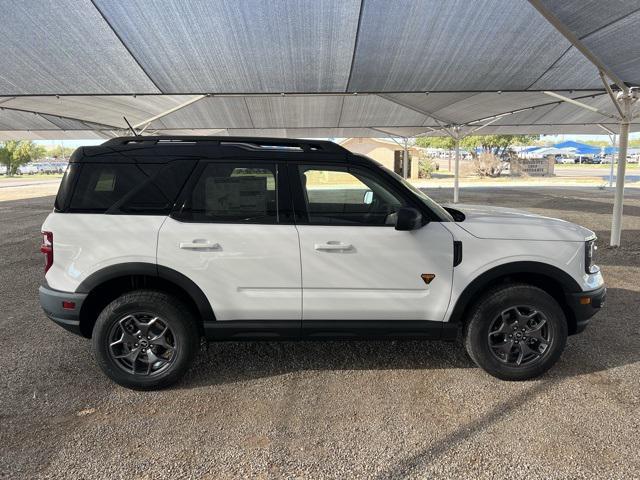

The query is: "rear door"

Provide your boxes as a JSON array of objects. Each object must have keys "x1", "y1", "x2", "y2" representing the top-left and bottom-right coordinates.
[
  {"x1": 157, "y1": 160, "x2": 302, "y2": 321},
  {"x1": 291, "y1": 162, "x2": 454, "y2": 321}
]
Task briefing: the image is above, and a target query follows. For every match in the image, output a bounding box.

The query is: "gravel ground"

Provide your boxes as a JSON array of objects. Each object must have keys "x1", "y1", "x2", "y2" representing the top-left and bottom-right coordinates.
[{"x1": 1, "y1": 187, "x2": 639, "y2": 479}]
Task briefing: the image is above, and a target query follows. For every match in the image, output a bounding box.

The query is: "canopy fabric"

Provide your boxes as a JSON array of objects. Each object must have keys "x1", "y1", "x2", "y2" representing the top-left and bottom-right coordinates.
[{"x1": 0, "y1": 0, "x2": 638, "y2": 138}]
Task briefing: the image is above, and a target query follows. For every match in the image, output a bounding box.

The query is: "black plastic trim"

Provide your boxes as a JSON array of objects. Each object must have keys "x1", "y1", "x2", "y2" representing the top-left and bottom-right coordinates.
[
  {"x1": 448, "y1": 261, "x2": 583, "y2": 324},
  {"x1": 203, "y1": 320, "x2": 300, "y2": 339},
  {"x1": 39, "y1": 285, "x2": 87, "y2": 336},
  {"x1": 202, "y1": 320, "x2": 458, "y2": 341},
  {"x1": 101, "y1": 136, "x2": 349, "y2": 155},
  {"x1": 76, "y1": 262, "x2": 158, "y2": 292},
  {"x1": 453, "y1": 240, "x2": 463, "y2": 267},
  {"x1": 75, "y1": 262, "x2": 214, "y2": 323},
  {"x1": 566, "y1": 286, "x2": 606, "y2": 334}
]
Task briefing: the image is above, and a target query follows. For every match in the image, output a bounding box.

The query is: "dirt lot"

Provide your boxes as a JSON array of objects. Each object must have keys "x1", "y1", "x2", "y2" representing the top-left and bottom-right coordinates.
[{"x1": 1, "y1": 187, "x2": 639, "y2": 479}]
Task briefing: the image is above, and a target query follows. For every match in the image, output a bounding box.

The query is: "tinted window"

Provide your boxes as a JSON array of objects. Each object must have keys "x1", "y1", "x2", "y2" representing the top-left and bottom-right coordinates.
[
  {"x1": 68, "y1": 161, "x2": 193, "y2": 214},
  {"x1": 54, "y1": 163, "x2": 78, "y2": 211},
  {"x1": 178, "y1": 163, "x2": 278, "y2": 223},
  {"x1": 298, "y1": 165, "x2": 405, "y2": 226},
  {"x1": 119, "y1": 160, "x2": 195, "y2": 214}
]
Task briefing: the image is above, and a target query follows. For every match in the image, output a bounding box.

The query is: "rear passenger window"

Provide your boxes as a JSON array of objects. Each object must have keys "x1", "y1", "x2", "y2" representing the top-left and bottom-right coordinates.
[
  {"x1": 177, "y1": 163, "x2": 278, "y2": 223},
  {"x1": 68, "y1": 161, "x2": 194, "y2": 214}
]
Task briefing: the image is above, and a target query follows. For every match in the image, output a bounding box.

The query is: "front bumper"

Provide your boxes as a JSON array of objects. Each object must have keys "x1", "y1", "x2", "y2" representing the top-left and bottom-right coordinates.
[
  {"x1": 565, "y1": 285, "x2": 606, "y2": 335},
  {"x1": 39, "y1": 284, "x2": 87, "y2": 336}
]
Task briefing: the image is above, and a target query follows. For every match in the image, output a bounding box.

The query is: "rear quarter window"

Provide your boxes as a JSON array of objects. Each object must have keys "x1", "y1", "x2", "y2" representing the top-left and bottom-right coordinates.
[{"x1": 54, "y1": 163, "x2": 79, "y2": 211}]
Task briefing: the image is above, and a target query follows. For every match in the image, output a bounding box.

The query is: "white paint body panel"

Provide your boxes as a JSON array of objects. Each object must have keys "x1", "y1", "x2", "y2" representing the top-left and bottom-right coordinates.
[
  {"x1": 443, "y1": 203, "x2": 594, "y2": 241},
  {"x1": 296, "y1": 222, "x2": 454, "y2": 320},
  {"x1": 42, "y1": 213, "x2": 166, "y2": 292},
  {"x1": 42, "y1": 203, "x2": 603, "y2": 325},
  {"x1": 441, "y1": 218, "x2": 604, "y2": 323},
  {"x1": 157, "y1": 218, "x2": 301, "y2": 320}
]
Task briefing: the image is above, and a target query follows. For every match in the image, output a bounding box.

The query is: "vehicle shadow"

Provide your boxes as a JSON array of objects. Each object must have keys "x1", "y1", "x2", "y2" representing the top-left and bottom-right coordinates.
[{"x1": 180, "y1": 287, "x2": 639, "y2": 389}]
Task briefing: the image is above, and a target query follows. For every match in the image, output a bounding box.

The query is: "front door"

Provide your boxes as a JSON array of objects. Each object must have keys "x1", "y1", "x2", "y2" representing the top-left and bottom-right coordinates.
[
  {"x1": 157, "y1": 160, "x2": 301, "y2": 321},
  {"x1": 292, "y1": 163, "x2": 453, "y2": 321}
]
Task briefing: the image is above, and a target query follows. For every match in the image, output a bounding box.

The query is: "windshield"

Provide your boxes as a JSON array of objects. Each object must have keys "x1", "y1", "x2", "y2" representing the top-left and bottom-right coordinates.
[{"x1": 382, "y1": 165, "x2": 454, "y2": 221}]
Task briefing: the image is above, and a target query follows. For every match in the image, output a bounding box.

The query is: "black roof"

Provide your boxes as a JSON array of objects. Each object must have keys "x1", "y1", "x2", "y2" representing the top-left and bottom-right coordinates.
[{"x1": 72, "y1": 135, "x2": 353, "y2": 163}]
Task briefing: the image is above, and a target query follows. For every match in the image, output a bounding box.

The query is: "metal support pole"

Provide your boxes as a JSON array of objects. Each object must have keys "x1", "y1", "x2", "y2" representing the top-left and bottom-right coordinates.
[
  {"x1": 403, "y1": 138, "x2": 409, "y2": 179},
  {"x1": 453, "y1": 130, "x2": 461, "y2": 203},
  {"x1": 608, "y1": 134, "x2": 616, "y2": 188},
  {"x1": 610, "y1": 93, "x2": 635, "y2": 247}
]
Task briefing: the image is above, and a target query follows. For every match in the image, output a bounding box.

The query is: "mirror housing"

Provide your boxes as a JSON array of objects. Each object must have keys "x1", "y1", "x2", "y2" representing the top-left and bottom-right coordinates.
[
  {"x1": 395, "y1": 207, "x2": 423, "y2": 231},
  {"x1": 363, "y1": 190, "x2": 373, "y2": 205}
]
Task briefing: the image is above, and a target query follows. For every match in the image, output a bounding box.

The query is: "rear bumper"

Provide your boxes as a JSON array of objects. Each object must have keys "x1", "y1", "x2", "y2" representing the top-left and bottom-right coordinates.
[
  {"x1": 566, "y1": 285, "x2": 606, "y2": 335},
  {"x1": 39, "y1": 285, "x2": 87, "y2": 336}
]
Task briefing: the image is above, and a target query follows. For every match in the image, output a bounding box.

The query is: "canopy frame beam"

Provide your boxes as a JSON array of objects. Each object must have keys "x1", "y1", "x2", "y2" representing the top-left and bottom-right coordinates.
[
  {"x1": 541, "y1": 91, "x2": 619, "y2": 120},
  {"x1": 528, "y1": 0, "x2": 628, "y2": 92},
  {"x1": 132, "y1": 94, "x2": 208, "y2": 130}
]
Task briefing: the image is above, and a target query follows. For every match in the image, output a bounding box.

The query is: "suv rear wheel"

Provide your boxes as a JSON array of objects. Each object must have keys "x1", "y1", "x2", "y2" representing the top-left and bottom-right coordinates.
[
  {"x1": 464, "y1": 284, "x2": 568, "y2": 380},
  {"x1": 92, "y1": 290, "x2": 199, "y2": 390}
]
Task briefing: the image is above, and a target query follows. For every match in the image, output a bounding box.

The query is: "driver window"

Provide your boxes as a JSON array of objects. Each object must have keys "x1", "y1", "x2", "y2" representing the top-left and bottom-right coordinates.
[{"x1": 298, "y1": 166, "x2": 404, "y2": 226}]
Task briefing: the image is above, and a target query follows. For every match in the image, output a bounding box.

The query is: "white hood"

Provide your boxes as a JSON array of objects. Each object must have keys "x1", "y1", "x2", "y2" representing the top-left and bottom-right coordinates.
[{"x1": 444, "y1": 204, "x2": 594, "y2": 242}]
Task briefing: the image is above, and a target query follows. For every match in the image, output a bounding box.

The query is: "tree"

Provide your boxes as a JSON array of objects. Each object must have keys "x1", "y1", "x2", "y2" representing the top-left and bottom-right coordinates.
[
  {"x1": 0, "y1": 140, "x2": 44, "y2": 176},
  {"x1": 47, "y1": 144, "x2": 75, "y2": 159},
  {"x1": 414, "y1": 136, "x2": 457, "y2": 150},
  {"x1": 414, "y1": 137, "x2": 458, "y2": 171},
  {"x1": 460, "y1": 134, "x2": 539, "y2": 158}
]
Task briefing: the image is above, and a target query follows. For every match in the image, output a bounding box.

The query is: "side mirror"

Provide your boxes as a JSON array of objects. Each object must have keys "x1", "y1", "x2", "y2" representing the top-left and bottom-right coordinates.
[
  {"x1": 395, "y1": 207, "x2": 423, "y2": 231},
  {"x1": 363, "y1": 190, "x2": 373, "y2": 205}
]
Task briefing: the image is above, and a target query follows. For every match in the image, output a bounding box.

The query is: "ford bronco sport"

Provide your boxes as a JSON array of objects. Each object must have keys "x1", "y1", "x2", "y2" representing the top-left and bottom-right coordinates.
[{"x1": 39, "y1": 137, "x2": 605, "y2": 389}]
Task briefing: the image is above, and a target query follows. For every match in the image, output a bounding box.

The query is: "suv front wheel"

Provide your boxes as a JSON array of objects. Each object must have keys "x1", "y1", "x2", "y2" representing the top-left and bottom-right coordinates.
[
  {"x1": 464, "y1": 284, "x2": 568, "y2": 380},
  {"x1": 92, "y1": 290, "x2": 199, "y2": 390}
]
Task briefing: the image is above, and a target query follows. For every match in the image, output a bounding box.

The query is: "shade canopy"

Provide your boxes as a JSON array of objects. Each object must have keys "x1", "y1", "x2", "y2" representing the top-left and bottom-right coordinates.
[
  {"x1": 550, "y1": 141, "x2": 601, "y2": 154},
  {"x1": 0, "y1": 0, "x2": 638, "y2": 139}
]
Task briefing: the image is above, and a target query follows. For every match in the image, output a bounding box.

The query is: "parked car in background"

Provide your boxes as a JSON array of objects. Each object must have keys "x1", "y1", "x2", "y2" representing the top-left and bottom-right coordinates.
[
  {"x1": 32, "y1": 162, "x2": 68, "y2": 174},
  {"x1": 16, "y1": 164, "x2": 38, "y2": 175},
  {"x1": 0, "y1": 165, "x2": 7, "y2": 175},
  {"x1": 574, "y1": 155, "x2": 593, "y2": 164},
  {"x1": 556, "y1": 156, "x2": 576, "y2": 164}
]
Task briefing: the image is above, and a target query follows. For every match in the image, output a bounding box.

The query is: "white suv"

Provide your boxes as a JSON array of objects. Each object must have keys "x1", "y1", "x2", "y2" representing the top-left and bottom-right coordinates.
[{"x1": 39, "y1": 137, "x2": 605, "y2": 389}]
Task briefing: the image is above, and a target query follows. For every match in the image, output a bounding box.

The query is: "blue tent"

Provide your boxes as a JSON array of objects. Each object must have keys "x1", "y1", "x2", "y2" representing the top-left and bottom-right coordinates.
[
  {"x1": 552, "y1": 141, "x2": 600, "y2": 154},
  {"x1": 524, "y1": 141, "x2": 618, "y2": 157},
  {"x1": 603, "y1": 146, "x2": 618, "y2": 154}
]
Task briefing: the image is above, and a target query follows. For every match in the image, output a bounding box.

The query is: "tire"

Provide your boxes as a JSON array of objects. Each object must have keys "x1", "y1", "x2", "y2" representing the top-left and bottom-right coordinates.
[
  {"x1": 464, "y1": 284, "x2": 568, "y2": 381},
  {"x1": 92, "y1": 290, "x2": 200, "y2": 390}
]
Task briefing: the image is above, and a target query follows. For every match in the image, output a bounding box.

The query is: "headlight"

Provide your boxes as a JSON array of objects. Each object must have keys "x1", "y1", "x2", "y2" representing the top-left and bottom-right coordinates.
[{"x1": 585, "y1": 238, "x2": 599, "y2": 274}]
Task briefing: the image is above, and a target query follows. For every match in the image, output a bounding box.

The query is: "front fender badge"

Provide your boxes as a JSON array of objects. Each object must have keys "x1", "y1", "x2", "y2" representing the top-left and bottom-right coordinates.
[{"x1": 421, "y1": 273, "x2": 436, "y2": 285}]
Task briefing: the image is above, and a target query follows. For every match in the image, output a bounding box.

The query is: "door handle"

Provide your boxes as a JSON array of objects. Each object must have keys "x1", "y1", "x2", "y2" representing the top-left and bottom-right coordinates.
[
  {"x1": 314, "y1": 242, "x2": 353, "y2": 251},
  {"x1": 179, "y1": 241, "x2": 221, "y2": 250}
]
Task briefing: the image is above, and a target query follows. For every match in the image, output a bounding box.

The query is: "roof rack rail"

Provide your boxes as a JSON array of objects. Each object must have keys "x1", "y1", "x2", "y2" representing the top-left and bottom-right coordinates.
[{"x1": 102, "y1": 136, "x2": 348, "y2": 154}]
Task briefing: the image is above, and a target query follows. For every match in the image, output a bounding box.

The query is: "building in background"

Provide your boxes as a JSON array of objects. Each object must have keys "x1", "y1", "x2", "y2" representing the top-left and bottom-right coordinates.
[{"x1": 339, "y1": 138, "x2": 421, "y2": 179}]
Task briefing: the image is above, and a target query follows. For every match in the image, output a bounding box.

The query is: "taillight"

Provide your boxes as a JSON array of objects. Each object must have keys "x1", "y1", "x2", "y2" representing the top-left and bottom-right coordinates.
[{"x1": 41, "y1": 231, "x2": 53, "y2": 273}]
